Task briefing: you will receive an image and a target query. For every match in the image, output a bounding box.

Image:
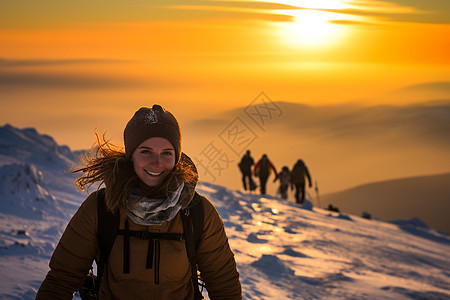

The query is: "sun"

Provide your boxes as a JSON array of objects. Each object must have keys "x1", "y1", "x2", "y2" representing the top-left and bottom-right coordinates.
[
  {"x1": 277, "y1": 10, "x2": 348, "y2": 49},
  {"x1": 273, "y1": 9, "x2": 352, "y2": 50},
  {"x1": 268, "y1": 0, "x2": 354, "y2": 49}
]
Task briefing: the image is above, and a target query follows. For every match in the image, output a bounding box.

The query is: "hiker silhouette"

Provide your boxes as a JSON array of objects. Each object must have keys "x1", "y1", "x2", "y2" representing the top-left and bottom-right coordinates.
[
  {"x1": 238, "y1": 150, "x2": 256, "y2": 191},
  {"x1": 290, "y1": 159, "x2": 312, "y2": 205},
  {"x1": 253, "y1": 154, "x2": 277, "y2": 195},
  {"x1": 274, "y1": 166, "x2": 291, "y2": 200}
]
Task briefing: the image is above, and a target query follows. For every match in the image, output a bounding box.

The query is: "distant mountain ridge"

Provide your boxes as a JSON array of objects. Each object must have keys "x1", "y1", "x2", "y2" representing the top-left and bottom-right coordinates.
[
  {"x1": 321, "y1": 172, "x2": 450, "y2": 234},
  {"x1": 204, "y1": 100, "x2": 450, "y2": 146},
  {"x1": 0, "y1": 123, "x2": 78, "y2": 167}
]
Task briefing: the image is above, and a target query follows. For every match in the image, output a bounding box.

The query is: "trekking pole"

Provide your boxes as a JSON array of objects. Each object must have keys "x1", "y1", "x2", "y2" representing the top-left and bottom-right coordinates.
[{"x1": 315, "y1": 181, "x2": 321, "y2": 208}]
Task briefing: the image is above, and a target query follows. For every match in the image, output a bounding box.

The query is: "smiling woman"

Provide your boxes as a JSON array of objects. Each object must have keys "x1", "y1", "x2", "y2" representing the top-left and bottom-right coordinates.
[{"x1": 36, "y1": 104, "x2": 242, "y2": 300}]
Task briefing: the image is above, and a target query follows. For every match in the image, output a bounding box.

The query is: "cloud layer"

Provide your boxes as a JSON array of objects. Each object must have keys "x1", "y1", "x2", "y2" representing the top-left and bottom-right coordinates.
[{"x1": 1, "y1": 0, "x2": 448, "y2": 28}]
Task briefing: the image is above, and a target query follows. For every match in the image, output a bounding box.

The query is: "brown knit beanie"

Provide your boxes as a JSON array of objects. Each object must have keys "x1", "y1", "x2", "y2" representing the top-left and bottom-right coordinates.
[{"x1": 124, "y1": 105, "x2": 182, "y2": 163}]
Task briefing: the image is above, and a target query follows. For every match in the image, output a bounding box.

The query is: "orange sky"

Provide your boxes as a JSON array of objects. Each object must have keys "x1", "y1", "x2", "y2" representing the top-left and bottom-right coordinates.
[{"x1": 1, "y1": 0, "x2": 449, "y2": 151}]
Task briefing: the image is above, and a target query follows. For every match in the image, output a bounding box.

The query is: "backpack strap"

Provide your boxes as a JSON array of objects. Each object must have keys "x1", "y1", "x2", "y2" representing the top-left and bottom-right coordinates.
[
  {"x1": 96, "y1": 188, "x2": 120, "y2": 281},
  {"x1": 117, "y1": 220, "x2": 184, "y2": 275},
  {"x1": 95, "y1": 188, "x2": 205, "y2": 299},
  {"x1": 116, "y1": 229, "x2": 184, "y2": 241},
  {"x1": 181, "y1": 192, "x2": 205, "y2": 300}
]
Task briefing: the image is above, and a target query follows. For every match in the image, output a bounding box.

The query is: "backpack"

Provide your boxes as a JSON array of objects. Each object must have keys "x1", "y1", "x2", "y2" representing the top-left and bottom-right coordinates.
[
  {"x1": 291, "y1": 163, "x2": 304, "y2": 179},
  {"x1": 78, "y1": 188, "x2": 205, "y2": 300},
  {"x1": 256, "y1": 158, "x2": 271, "y2": 177}
]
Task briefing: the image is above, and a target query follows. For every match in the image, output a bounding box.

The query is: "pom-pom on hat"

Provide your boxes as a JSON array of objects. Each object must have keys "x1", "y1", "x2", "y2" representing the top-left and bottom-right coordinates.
[{"x1": 124, "y1": 105, "x2": 181, "y2": 163}]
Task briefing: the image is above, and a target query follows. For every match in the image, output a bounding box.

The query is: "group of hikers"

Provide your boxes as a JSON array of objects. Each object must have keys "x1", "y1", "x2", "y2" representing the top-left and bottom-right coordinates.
[{"x1": 238, "y1": 150, "x2": 312, "y2": 205}]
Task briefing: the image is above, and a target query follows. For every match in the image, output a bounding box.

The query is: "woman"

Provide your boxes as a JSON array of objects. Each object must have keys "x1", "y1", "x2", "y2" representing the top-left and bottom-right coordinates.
[{"x1": 36, "y1": 105, "x2": 242, "y2": 299}]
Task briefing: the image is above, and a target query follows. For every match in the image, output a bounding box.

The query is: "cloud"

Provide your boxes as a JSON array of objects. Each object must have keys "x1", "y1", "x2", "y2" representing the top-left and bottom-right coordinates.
[
  {"x1": 182, "y1": 1, "x2": 299, "y2": 10},
  {"x1": 169, "y1": 2, "x2": 297, "y2": 22},
  {"x1": 0, "y1": 59, "x2": 187, "y2": 91},
  {"x1": 399, "y1": 81, "x2": 450, "y2": 93},
  {"x1": 194, "y1": 1, "x2": 450, "y2": 24},
  {"x1": 220, "y1": 0, "x2": 450, "y2": 25},
  {"x1": 382, "y1": 0, "x2": 450, "y2": 14},
  {"x1": 0, "y1": 58, "x2": 134, "y2": 67},
  {"x1": 0, "y1": 0, "x2": 296, "y2": 28},
  {"x1": 329, "y1": 19, "x2": 374, "y2": 26},
  {"x1": 0, "y1": 71, "x2": 152, "y2": 90},
  {"x1": 329, "y1": 0, "x2": 450, "y2": 24},
  {"x1": 2, "y1": 0, "x2": 447, "y2": 28}
]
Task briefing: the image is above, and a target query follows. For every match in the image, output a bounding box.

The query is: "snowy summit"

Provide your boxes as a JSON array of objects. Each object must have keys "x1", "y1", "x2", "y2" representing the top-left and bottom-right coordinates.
[{"x1": 0, "y1": 124, "x2": 449, "y2": 299}]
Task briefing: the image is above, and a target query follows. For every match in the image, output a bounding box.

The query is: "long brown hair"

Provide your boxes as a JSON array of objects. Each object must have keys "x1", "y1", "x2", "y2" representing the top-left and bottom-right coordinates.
[{"x1": 72, "y1": 132, "x2": 198, "y2": 213}]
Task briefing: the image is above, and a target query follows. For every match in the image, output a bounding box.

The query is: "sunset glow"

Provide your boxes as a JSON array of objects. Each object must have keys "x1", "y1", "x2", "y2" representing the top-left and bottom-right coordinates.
[
  {"x1": 0, "y1": 1, "x2": 449, "y2": 194},
  {"x1": 0, "y1": 2, "x2": 448, "y2": 111}
]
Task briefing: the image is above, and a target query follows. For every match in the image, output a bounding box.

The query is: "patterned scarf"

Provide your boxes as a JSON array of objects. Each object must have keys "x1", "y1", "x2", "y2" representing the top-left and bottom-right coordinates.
[{"x1": 126, "y1": 182, "x2": 185, "y2": 225}]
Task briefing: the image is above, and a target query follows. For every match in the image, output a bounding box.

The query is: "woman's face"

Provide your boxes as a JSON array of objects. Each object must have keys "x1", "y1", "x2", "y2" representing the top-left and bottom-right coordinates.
[{"x1": 132, "y1": 137, "x2": 176, "y2": 187}]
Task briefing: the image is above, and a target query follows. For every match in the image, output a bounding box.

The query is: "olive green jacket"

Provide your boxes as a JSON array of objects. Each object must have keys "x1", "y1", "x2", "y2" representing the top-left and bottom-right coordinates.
[{"x1": 36, "y1": 190, "x2": 241, "y2": 299}]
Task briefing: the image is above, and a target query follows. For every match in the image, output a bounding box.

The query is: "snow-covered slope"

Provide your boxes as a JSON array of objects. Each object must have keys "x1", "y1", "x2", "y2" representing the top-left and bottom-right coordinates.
[
  {"x1": 0, "y1": 125, "x2": 449, "y2": 299},
  {"x1": 0, "y1": 163, "x2": 56, "y2": 218},
  {"x1": 321, "y1": 173, "x2": 450, "y2": 234},
  {"x1": 198, "y1": 183, "x2": 450, "y2": 300},
  {"x1": 0, "y1": 124, "x2": 81, "y2": 192}
]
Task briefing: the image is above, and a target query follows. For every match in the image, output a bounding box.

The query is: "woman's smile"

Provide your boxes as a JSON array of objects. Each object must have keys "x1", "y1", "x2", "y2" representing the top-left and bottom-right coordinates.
[{"x1": 145, "y1": 169, "x2": 164, "y2": 176}]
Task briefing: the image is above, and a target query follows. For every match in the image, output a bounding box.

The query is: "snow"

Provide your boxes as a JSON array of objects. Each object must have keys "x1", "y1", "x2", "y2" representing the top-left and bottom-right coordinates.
[{"x1": 1, "y1": 124, "x2": 449, "y2": 299}]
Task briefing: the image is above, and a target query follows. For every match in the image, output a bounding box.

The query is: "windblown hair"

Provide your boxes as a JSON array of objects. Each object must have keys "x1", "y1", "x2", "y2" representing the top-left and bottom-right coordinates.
[{"x1": 72, "y1": 132, "x2": 198, "y2": 213}]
